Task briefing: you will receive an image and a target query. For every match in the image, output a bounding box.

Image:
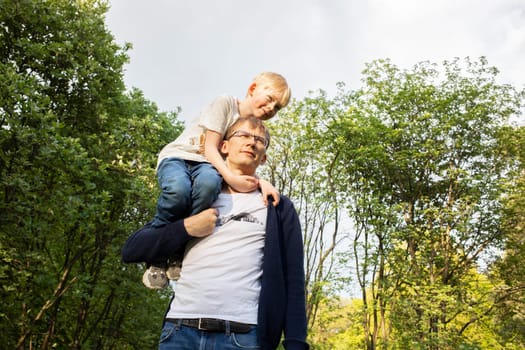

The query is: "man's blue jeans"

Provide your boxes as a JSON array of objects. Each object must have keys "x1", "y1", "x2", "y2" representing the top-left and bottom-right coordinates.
[
  {"x1": 153, "y1": 157, "x2": 222, "y2": 227},
  {"x1": 158, "y1": 320, "x2": 260, "y2": 349}
]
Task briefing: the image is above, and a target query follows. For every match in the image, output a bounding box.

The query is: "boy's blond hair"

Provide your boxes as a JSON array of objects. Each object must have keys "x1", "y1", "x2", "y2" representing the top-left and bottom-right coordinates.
[{"x1": 250, "y1": 72, "x2": 292, "y2": 109}]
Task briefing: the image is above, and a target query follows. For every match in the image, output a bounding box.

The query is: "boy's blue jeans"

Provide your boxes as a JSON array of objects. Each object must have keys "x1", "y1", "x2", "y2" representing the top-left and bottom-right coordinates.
[
  {"x1": 153, "y1": 157, "x2": 222, "y2": 227},
  {"x1": 158, "y1": 320, "x2": 260, "y2": 350}
]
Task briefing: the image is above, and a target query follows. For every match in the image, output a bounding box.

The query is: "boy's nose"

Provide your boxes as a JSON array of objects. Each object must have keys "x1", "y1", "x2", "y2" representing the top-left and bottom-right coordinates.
[
  {"x1": 263, "y1": 108, "x2": 275, "y2": 118},
  {"x1": 264, "y1": 102, "x2": 276, "y2": 113}
]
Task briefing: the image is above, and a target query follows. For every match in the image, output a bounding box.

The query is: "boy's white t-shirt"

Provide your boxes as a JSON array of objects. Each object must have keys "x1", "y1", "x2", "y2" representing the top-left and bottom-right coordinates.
[
  {"x1": 157, "y1": 95, "x2": 239, "y2": 166},
  {"x1": 166, "y1": 191, "x2": 267, "y2": 324}
]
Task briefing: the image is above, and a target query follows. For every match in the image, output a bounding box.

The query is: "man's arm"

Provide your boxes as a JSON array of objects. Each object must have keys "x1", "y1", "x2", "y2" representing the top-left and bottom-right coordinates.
[
  {"x1": 122, "y1": 208, "x2": 218, "y2": 264},
  {"x1": 279, "y1": 198, "x2": 310, "y2": 350}
]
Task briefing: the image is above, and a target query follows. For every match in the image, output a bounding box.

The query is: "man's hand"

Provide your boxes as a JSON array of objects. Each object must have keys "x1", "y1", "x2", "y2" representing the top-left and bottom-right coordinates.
[{"x1": 183, "y1": 208, "x2": 218, "y2": 237}]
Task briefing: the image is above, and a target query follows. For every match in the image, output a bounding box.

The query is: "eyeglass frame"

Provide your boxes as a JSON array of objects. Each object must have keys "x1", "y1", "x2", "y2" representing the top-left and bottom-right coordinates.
[{"x1": 226, "y1": 129, "x2": 269, "y2": 148}]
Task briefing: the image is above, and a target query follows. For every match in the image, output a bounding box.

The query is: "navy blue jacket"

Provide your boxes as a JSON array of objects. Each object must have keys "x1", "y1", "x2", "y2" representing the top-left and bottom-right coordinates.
[{"x1": 122, "y1": 196, "x2": 309, "y2": 350}]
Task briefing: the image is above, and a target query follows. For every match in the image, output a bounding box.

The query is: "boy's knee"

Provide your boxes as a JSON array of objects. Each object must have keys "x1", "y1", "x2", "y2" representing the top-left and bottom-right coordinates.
[
  {"x1": 162, "y1": 178, "x2": 191, "y2": 196},
  {"x1": 194, "y1": 177, "x2": 221, "y2": 195}
]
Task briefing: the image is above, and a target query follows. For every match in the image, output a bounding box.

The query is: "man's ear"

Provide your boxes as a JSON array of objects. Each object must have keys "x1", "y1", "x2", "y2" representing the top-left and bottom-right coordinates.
[
  {"x1": 220, "y1": 139, "x2": 229, "y2": 155},
  {"x1": 259, "y1": 153, "x2": 267, "y2": 165}
]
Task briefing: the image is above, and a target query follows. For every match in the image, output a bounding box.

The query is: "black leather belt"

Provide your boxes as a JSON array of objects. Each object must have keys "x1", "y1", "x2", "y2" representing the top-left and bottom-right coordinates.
[{"x1": 165, "y1": 318, "x2": 252, "y2": 333}]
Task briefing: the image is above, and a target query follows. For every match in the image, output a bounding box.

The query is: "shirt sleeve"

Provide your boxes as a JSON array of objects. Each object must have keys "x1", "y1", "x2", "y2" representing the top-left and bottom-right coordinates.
[
  {"x1": 279, "y1": 198, "x2": 310, "y2": 349},
  {"x1": 121, "y1": 220, "x2": 192, "y2": 264},
  {"x1": 198, "y1": 95, "x2": 236, "y2": 135}
]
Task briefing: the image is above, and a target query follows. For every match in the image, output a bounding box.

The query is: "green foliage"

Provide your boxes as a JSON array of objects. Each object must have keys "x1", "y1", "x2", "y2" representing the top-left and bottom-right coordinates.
[
  {"x1": 264, "y1": 91, "x2": 353, "y2": 330},
  {"x1": 323, "y1": 58, "x2": 524, "y2": 349},
  {"x1": 490, "y1": 125, "x2": 525, "y2": 348},
  {"x1": 308, "y1": 297, "x2": 365, "y2": 349},
  {"x1": 2, "y1": 2, "x2": 524, "y2": 349},
  {"x1": 0, "y1": 1, "x2": 182, "y2": 349},
  {"x1": 267, "y1": 57, "x2": 524, "y2": 349}
]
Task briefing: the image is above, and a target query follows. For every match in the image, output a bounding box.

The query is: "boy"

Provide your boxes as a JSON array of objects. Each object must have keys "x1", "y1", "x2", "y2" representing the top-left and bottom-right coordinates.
[{"x1": 143, "y1": 72, "x2": 291, "y2": 289}]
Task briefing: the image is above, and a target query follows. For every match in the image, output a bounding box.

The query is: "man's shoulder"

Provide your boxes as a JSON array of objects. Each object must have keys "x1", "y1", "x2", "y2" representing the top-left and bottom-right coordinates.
[
  {"x1": 273, "y1": 195, "x2": 295, "y2": 211},
  {"x1": 278, "y1": 194, "x2": 292, "y2": 204}
]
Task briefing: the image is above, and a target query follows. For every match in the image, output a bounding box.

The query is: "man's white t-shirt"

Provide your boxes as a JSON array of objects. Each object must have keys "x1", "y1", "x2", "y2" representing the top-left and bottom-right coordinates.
[
  {"x1": 166, "y1": 191, "x2": 267, "y2": 324},
  {"x1": 157, "y1": 95, "x2": 239, "y2": 165}
]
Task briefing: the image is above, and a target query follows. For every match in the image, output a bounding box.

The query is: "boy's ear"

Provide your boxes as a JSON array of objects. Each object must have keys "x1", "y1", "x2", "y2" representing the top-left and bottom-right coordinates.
[{"x1": 247, "y1": 82, "x2": 257, "y2": 96}]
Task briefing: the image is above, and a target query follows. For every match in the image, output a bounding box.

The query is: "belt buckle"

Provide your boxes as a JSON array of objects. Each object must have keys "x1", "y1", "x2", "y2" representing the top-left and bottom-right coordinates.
[{"x1": 197, "y1": 318, "x2": 206, "y2": 331}]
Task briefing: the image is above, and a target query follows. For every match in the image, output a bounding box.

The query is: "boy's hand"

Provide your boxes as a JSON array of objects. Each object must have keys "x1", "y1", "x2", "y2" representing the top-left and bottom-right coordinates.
[
  {"x1": 225, "y1": 174, "x2": 259, "y2": 193},
  {"x1": 259, "y1": 178, "x2": 280, "y2": 207},
  {"x1": 184, "y1": 208, "x2": 218, "y2": 237}
]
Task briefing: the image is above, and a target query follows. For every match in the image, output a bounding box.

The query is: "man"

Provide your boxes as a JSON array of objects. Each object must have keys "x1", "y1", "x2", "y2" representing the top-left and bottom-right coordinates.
[{"x1": 122, "y1": 116, "x2": 309, "y2": 350}]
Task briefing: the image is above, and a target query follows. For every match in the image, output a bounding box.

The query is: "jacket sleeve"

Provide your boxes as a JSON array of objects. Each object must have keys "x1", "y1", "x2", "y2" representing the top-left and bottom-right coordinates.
[
  {"x1": 121, "y1": 220, "x2": 192, "y2": 264},
  {"x1": 279, "y1": 197, "x2": 310, "y2": 350}
]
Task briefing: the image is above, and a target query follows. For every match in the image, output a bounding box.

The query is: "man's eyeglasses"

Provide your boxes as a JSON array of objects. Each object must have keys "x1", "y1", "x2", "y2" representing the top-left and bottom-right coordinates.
[{"x1": 227, "y1": 130, "x2": 268, "y2": 148}]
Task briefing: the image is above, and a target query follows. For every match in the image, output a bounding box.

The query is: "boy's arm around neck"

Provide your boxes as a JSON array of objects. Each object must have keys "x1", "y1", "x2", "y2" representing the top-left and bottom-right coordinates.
[{"x1": 204, "y1": 129, "x2": 258, "y2": 192}]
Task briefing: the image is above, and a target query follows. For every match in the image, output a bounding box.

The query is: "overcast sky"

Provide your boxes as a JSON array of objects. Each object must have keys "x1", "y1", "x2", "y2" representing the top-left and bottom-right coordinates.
[{"x1": 105, "y1": 0, "x2": 525, "y2": 123}]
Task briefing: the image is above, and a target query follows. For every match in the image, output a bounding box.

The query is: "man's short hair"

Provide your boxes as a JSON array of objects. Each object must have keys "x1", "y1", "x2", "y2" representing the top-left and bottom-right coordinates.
[{"x1": 225, "y1": 116, "x2": 271, "y2": 149}]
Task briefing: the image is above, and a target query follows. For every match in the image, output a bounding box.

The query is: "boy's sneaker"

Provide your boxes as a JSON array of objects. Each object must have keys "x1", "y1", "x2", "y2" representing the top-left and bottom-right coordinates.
[
  {"x1": 166, "y1": 260, "x2": 182, "y2": 281},
  {"x1": 142, "y1": 265, "x2": 168, "y2": 289}
]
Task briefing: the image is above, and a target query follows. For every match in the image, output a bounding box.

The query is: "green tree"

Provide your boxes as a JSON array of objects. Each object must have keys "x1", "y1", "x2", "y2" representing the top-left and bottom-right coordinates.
[
  {"x1": 329, "y1": 57, "x2": 523, "y2": 349},
  {"x1": 0, "y1": 1, "x2": 182, "y2": 348},
  {"x1": 263, "y1": 90, "x2": 351, "y2": 331},
  {"x1": 491, "y1": 125, "x2": 525, "y2": 348},
  {"x1": 308, "y1": 297, "x2": 364, "y2": 350}
]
